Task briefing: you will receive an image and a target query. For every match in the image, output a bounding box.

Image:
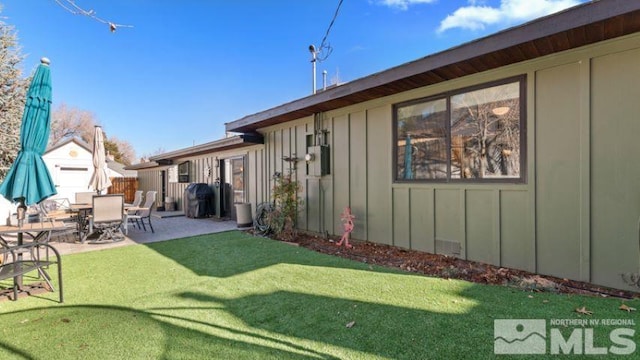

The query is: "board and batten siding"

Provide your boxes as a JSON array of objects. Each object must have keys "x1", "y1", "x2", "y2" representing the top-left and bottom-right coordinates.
[
  {"x1": 260, "y1": 105, "x2": 532, "y2": 270},
  {"x1": 136, "y1": 167, "x2": 165, "y2": 207},
  {"x1": 256, "y1": 33, "x2": 640, "y2": 291},
  {"x1": 534, "y1": 38, "x2": 640, "y2": 290},
  {"x1": 590, "y1": 46, "x2": 640, "y2": 289},
  {"x1": 137, "y1": 146, "x2": 265, "y2": 212},
  {"x1": 536, "y1": 61, "x2": 585, "y2": 281}
]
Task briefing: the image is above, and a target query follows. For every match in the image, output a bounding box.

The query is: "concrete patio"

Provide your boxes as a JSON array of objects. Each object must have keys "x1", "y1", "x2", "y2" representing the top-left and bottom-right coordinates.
[{"x1": 50, "y1": 212, "x2": 239, "y2": 255}]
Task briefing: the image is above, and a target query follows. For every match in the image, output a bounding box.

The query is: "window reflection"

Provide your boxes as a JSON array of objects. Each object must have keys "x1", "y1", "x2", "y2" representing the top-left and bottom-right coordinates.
[
  {"x1": 450, "y1": 82, "x2": 520, "y2": 179},
  {"x1": 395, "y1": 78, "x2": 523, "y2": 182},
  {"x1": 397, "y1": 98, "x2": 447, "y2": 180},
  {"x1": 224, "y1": 157, "x2": 245, "y2": 204}
]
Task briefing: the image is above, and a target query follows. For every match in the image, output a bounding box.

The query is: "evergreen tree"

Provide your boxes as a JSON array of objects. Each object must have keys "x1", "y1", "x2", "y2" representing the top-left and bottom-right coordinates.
[{"x1": 0, "y1": 11, "x2": 29, "y2": 181}]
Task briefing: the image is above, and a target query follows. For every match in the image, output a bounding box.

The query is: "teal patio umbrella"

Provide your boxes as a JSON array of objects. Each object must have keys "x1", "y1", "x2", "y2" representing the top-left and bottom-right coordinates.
[{"x1": 0, "y1": 58, "x2": 56, "y2": 223}]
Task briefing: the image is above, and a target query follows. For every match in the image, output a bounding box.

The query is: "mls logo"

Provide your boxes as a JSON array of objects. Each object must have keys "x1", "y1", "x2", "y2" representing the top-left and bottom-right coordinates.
[{"x1": 494, "y1": 319, "x2": 546, "y2": 354}]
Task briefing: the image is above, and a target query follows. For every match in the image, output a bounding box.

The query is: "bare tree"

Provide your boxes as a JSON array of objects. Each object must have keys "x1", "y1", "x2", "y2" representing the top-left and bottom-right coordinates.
[
  {"x1": 0, "y1": 11, "x2": 29, "y2": 181},
  {"x1": 144, "y1": 147, "x2": 166, "y2": 157},
  {"x1": 50, "y1": 103, "x2": 137, "y2": 165},
  {"x1": 106, "y1": 135, "x2": 136, "y2": 166},
  {"x1": 138, "y1": 147, "x2": 166, "y2": 163},
  {"x1": 49, "y1": 103, "x2": 97, "y2": 146}
]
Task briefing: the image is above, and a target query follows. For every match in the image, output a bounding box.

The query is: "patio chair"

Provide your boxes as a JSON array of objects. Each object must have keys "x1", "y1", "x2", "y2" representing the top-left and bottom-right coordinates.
[
  {"x1": 75, "y1": 191, "x2": 95, "y2": 205},
  {"x1": 84, "y1": 194, "x2": 125, "y2": 243},
  {"x1": 40, "y1": 198, "x2": 71, "y2": 215},
  {"x1": 0, "y1": 241, "x2": 64, "y2": 303},
  {"x1": 125, "y1": 190, "x2": 144, "y2": 235},
  {"x1": 39, "y1": 198, "x2": 78, "y2": 242},
  {"x1": 3, "y1": 203, "x2": 67, "y2": 265},
  {"x1": 128, "y1": 190, "x2": 156, "y2": 233},
  {"x1": 0, "y1": 232, "x2": 36, "y2": 265},
  {"x1": 125, "y1": 190, "x2": 144, "y2": 208}
]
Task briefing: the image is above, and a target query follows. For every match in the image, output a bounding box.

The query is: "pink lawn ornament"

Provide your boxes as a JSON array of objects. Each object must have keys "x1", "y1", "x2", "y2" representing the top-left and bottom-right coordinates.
[{"x1": 336, "y1": 207, "x2": 355, "y2": 248}]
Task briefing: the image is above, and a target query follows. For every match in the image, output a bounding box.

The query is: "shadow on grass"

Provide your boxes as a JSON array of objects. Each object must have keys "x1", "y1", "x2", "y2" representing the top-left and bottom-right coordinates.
[
  {"x1": 133, "y1": 232, "x2": 496, "y2": 358},
  {"x1": 176, "y1": 290, "x2": 487, "y2": 359},
  {"x1": 144, "y1": 231, "x2": 396, "y2": 278},
  {"x1": 0, "y1": 342, "x2": 33, "y2": 360},
  {"x1": 0, "y1": 304, "x2": 340, "y2": 359},
  {"x1": 28, "y1": 232, "x2": 628, "y2": 358}
]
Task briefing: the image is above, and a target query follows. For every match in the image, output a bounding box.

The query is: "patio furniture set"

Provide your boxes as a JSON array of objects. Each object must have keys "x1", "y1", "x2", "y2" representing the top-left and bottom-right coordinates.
[
  {"x1": 41, "y1": 190, "x2": 157, "y2": 243},
  {"x1": 0, "y1": 221, "x2": 66, "y2": 302},
  {"x1": 0, "y1": 190, "x2": 156, "y2": 302}
]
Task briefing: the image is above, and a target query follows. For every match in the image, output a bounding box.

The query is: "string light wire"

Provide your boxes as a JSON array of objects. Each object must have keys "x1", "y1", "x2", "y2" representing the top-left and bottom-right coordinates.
[{"x1": 53, "y1": 0, "x2": 133, "y2": 32}]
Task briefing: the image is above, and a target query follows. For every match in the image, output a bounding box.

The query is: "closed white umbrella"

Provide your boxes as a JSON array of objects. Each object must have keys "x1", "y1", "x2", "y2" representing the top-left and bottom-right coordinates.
[{"x1": 88, "y1": 125, "x2": 112, "y2": 194}]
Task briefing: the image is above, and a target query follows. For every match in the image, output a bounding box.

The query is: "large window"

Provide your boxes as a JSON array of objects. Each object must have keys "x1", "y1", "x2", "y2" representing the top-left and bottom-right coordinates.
[{"x1": 395, "y1": 76, "x2": 525, "y2": 182}]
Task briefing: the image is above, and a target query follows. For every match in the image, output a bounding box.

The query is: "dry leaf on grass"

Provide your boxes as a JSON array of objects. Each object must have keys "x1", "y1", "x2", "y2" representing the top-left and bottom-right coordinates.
[
  {"x1": 575, "y1": 306, "x2": 593, "y2": 315},
  {"x1": 346, "y1": 321, "x2": 356, "y2": 328},
  {"x1": 619, "y1": 304, "x2": 637, "y2": 312}
]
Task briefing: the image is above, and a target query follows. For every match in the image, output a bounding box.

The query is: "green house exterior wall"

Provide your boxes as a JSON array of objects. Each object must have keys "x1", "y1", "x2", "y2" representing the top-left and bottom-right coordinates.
[
  {"x1": 135, "y1": 33, "x2": 640, "y2": 291},
  {"x1": 136, "y1": 146, "x2": 264, "y2": 214},
  {"x1": 252, "y1": 33, "x2": 640, "y2": 291},
  {"x1": 536, "y1": 61, "x2": 585, "y2": 281},
  {"x1": 591, "y1": 46, "x2": 640, "y2": 289}
]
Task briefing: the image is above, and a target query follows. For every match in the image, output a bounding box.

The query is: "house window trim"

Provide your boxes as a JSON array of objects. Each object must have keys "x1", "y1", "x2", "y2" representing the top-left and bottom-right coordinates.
[{"x1": 392, "y1": 75, "x2": 527, "y2": 184}]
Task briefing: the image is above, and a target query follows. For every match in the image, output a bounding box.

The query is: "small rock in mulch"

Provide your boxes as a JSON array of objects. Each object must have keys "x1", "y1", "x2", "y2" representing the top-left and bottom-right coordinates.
[{"x1": 510, "y1": 275, "x2": 560, "y2": 293}]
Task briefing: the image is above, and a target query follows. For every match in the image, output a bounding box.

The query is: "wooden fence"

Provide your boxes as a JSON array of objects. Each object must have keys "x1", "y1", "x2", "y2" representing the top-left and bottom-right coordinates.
[{"x1": 108, "y1": 177, "x2": 138, "y2": 203}]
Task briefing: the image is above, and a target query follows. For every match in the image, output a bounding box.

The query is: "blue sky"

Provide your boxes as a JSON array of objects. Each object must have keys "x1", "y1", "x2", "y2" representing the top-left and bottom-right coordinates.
[{"x1": 1, "y1": 0, "x2": 586, "y2": 159}]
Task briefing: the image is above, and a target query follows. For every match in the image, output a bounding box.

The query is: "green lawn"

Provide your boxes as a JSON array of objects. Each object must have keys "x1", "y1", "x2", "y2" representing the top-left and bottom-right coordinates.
[{"x1": 0, "y1": 231, "x2": 637, "y2": 359}]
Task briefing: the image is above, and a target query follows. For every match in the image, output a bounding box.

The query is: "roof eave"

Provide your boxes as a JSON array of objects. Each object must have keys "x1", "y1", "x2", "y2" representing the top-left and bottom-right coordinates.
[
  {"x1": 148, "y1": 134, "x2": 263, "y2": 162},
  {"x1": 124, "y1": 161, "x2": 160, "y2": 171},
  {"x1": 45, "y1": 137, "x2": 92, "y2": 154},
  {"x1": 225, "y1": 0, "x2": 640, "y2": 133}
]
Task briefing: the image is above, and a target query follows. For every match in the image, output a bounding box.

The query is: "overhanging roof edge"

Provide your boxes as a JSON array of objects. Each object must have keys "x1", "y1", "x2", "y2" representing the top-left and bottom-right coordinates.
[
  {"x1": 124, "y1": 161, "x2": 160, "y2": 171},
  {"x1": 148, "y1": 134, "x2": 263, "y2": 162},
  {"x1": 225, "y1": 0, "x2": 639, "y2": 133}
]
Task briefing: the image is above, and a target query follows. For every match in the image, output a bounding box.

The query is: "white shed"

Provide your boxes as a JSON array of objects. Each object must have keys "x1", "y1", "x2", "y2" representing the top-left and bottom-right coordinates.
[{"x1": 42, "y1": 138, "x2": 131, "y2": 200}]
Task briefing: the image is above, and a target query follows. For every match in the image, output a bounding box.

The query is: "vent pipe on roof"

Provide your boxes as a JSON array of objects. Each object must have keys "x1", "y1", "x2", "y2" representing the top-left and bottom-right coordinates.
[{"x1": 322, "y1": 70, "x2": 327, "y2": 91}]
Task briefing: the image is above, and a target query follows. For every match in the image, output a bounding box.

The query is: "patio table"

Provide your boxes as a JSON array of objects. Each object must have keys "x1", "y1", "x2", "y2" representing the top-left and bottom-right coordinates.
[
  {"x1": 71, "y1": 203, "x2": 145, "y2": 240},
  {"x1": 0, "y1": 220, "x2": 67, "y2": 247}
]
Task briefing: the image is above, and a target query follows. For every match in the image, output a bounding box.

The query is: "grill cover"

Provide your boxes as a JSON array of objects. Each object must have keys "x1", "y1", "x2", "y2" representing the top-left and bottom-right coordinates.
[{"x1": 183, "y1": 183, "x2": 214, "y2": 218}]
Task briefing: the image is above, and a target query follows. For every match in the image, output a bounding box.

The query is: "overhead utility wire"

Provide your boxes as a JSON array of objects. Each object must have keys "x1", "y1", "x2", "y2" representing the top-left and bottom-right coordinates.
[
  {"x1": 53, "y1": 0, "x2": 133, "y2": 32},
  {"x1": 316, "y1": 0, "x2": 344, "y2": 62}
]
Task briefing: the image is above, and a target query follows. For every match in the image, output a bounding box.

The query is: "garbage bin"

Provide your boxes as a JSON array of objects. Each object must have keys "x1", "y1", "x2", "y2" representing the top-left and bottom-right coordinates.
[
  {"x1": 165, "y1": 196, "x2": 175, "y2": 211},
  {"x1": 235, "y1": 203, "x2": 252, "y2": 228}
]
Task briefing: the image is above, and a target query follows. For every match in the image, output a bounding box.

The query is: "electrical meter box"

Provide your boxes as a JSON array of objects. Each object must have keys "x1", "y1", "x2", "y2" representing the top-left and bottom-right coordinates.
[{"x1": 307, "y1": 145, "x2": 330, "y2": 177}]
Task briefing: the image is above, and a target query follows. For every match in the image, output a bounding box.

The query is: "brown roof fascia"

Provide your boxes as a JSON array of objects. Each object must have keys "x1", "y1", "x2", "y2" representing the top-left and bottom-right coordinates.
[
  {"x1": 225, "y1": 0, "x2": 640, "y2": 133},
  {"x1": 124, "y1": 161, "x2": 160, "y2": 171},
  {"x1": 148, "y1": 134, "x2": 263, "y2": 162}
]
